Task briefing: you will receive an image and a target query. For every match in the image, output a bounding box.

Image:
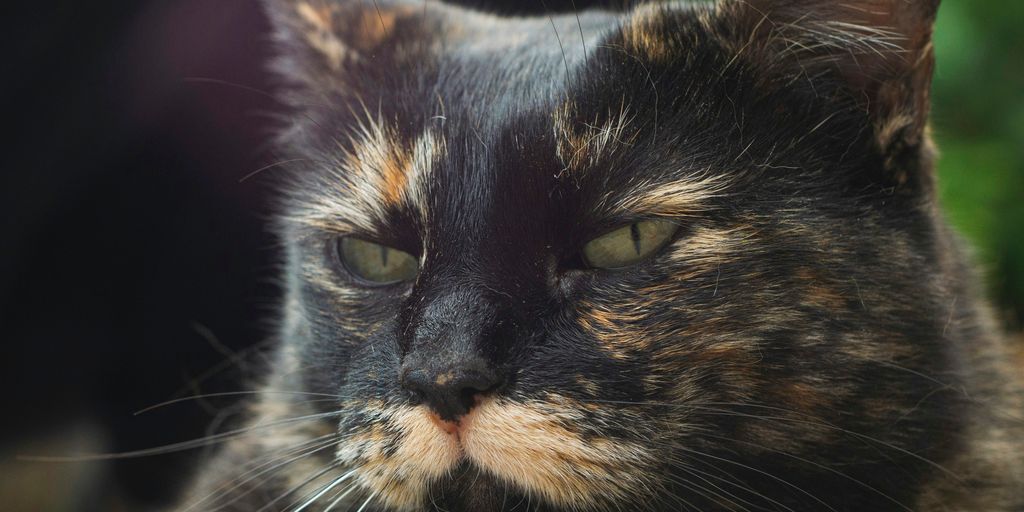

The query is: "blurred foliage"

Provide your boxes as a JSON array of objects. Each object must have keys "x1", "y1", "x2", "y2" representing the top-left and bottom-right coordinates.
[{"x1": 933, "y1": 1, "x2": 1024, "y2": 329}]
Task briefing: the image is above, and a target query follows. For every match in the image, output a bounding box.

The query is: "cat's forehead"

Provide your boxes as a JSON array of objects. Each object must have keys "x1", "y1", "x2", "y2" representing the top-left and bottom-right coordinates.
[{"x1": 288, "y1": 3, "x2": 729, "y2": 237}]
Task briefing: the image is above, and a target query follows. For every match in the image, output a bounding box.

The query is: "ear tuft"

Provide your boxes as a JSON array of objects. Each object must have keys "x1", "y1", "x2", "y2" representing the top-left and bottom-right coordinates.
[
  {"x1": 290, "y1": 1, "x2": 354, "y2": 70},
  {"x1": 718, "y1": 0, "x2": 941, "y2": 172},
  {"x1": 261, "y1": 0, "x2": 423, "y2": 105}
]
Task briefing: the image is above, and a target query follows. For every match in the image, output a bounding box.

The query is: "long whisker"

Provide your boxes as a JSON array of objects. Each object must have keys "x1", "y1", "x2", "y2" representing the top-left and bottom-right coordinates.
[
  {"x1": 570, "y1": 0, "x2": 586, "y2": 57},
  {"x1": 672, "y1": 463, "x2": 763, "y2": 512},
  {"x1": 678, "y1": 457, "x2": 796, "y2": 512},
  {"x1": 574, "y1": 397, "x2": 961, "y2": 482},
  {"x1": 595, "y1": 43, "x2": 659, "y2": 138},
  {"x1": 167, "y1": 337, "x2": 275, "y2": 401},
  {"x1": 692, "y1": 402, "x2": 962, "y2": 482},
  {"x1": 540, "y1": 0, "x2": 573, "y2": 92},
  {"x1": 862, "y1": 357, "x2": 1024, "y2": 424},
  {"x1": 18, "y1": 410, "x2": 343, "y2": 462},
  {"x1": 664, "y1": 469, "x2": 753, "y2": 512},
  {"x1": 320, "y1": 481, "x2": 361, "y2": 512},
  {"x1": 672, "y1": 445, "x2": 839, "y2": 512},
  {"x1": 256, "y1": 463, "x2": 342, "y2": 512},
  {"x1": 292, "y1": 468, "x2": 358, "y2": 512},
  {"x1": 239, "y1": 158, "x2": 319, "y2": 183},
  {"x1": 188, "y1": 435, "x2": 339, "y2": 512},
  {"x1": 134, "y1": 390, "x2": 346, "y2": 415},
  {"x1": 353, "y1": 489, "x2": 380, "y2": 512},
  {"x1": 699, "y1": 432, "x2": 914, "y2": 512}
]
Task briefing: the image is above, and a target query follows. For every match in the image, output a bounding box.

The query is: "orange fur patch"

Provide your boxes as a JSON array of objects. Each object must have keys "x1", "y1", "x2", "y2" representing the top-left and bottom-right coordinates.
[
  {"x1": 339, "y1": 406, "x2": 461, "y2": 511},
  {"x1": 793, "y1": 267, "x2": 845, "y2": 310},
  {"x1": 373, "y1": 137, "x2": 413, "y2": 208},
  {"x1": 577, "y1": 299, "x2": 654, "y2": 359},
  {"x1": 553, "y1": 100, "x2": 637, "y2": 173},
  {"x1": 621, "y1": 4, "x2": 675, "y2": 61},
  {"x1": 294, "y1": 1, "x2": 352, "y2": 69},
  {"x1": 292, "y1": 1, "x2": 413, "y2": 69},
  {"x1": 462, "y1": 397, "x2": 653, "y2": 507}
]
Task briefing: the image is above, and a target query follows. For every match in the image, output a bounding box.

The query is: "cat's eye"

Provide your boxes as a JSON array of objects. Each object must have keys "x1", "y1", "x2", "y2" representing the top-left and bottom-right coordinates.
[
  {"x1": 337, "y1": 237, "x2": 419, "y2": 285},
  {"x1": 582, "y1": 220, "x2": 678, "y2": 269}
]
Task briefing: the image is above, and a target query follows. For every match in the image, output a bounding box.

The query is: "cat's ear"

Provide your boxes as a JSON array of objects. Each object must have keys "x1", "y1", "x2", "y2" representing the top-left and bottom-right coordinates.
[
  {"x1": 719, "y1": 0, "x2": 941, "y2": 179},
  {"x1": 262, "y1": 0, "x2": 433, "y2": 105}
]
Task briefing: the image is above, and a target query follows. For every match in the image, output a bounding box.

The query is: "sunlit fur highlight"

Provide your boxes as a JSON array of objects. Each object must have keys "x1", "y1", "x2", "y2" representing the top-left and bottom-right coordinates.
[
  {"x1": 620, "y1": 2, "x2": 691, "y2": 61},
  {"x1": 291, "y1": 0, "x2": 409, "y2": 69},
  {"x1": 595, "y1": 174, "x2": 732, "y2": 219},
  {"x1": 553, "y1": 99, "x2": 638, "y2": 173},
  {"x1": 281, "y1": 112, "x2": 442, "y2": 234}
]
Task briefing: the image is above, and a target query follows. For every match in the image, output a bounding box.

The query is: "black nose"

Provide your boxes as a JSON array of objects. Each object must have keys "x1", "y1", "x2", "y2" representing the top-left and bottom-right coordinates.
[{"x1": 400, "y1": 356, "x2": 505, "y2": 422}]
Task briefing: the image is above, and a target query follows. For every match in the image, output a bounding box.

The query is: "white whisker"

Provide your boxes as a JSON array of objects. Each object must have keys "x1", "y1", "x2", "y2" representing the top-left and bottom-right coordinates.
[
  {"x1": 320, "y1": 482, "x2": 360, "y2": 512},
  {"x1": 353, "y1": 489, "x2": 380, "y2": 512},
  {"x1": 293, "y1": 469, "x2": 358, "y2": 512}
]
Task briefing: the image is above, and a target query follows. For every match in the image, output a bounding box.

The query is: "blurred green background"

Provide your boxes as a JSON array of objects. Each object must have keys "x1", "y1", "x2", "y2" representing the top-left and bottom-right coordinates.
[{"x1": 933, "y1": 1, "x2": 1024, "y2": 332}]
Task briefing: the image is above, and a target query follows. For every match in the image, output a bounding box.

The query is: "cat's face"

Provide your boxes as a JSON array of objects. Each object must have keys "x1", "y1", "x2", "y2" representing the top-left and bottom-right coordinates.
[{"x1": 267, "y1": 0, "x2": 955, "y2": 510}]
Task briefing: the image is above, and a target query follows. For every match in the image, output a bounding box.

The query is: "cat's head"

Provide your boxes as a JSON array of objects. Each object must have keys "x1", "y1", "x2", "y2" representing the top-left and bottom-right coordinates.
[{"x1": 264, "y1": 0, "x2": 958, "y2": 510}]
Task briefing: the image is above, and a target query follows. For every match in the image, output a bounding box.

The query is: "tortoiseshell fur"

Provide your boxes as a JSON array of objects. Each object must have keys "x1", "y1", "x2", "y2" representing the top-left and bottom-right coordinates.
[{"x1": 179, "y1": 1, "x2": 1024, "y2": 510}]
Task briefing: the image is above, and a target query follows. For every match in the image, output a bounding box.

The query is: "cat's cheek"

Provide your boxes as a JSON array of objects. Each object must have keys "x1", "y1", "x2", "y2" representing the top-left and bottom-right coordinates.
[
  {"x1": 460, "y1": 397, "x2": 654, "y2": 508},
  {"x1": 336, "y1": 405, "x2": 461, "y2": 511}
]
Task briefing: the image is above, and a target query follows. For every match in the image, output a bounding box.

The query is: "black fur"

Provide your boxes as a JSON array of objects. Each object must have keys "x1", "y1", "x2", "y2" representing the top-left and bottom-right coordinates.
[{"x1": 178, "y1": 1, "x2": 1024, "y2": 510}]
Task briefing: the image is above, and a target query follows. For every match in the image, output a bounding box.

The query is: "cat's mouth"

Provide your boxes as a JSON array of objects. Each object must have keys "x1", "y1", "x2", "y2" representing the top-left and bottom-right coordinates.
[{"x1": 339, "y1": 395, "x2": 653, "y2": 511}]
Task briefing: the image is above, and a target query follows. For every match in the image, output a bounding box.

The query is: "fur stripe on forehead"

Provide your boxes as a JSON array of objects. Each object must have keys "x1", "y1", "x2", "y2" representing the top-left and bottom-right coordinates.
[
  {"x1": 597, "y1": 174, "x2": 731, "y2": 218},
  {"x1": 284, "y1": 114, "x2": 442, "y2": 234},
  {"x1": 552, "y1": 98, "x2": 731, "y2": 218},
  {"x1": 553, "y1": 99, "x2": 639, "y2": 173}
]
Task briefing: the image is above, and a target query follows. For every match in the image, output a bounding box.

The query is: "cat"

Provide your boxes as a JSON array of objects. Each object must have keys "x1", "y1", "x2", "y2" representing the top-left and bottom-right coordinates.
[{"x1": 178, "y1": 0, "x2": 1024, "y2": 510}]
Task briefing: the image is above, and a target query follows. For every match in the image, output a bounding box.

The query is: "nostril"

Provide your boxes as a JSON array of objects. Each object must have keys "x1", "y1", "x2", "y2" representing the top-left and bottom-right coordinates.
[
  {"x1": 459, "y1": 387, "x2": 477, "y2": 408},
  {"x1": 400, "y1": 369, "x2": 430, "y2": 403},
  {"x1": 399, "y1": 364, "x2": 505, "y2": 421},
  {"x1": 405, "y1": 386, "x2": 427, "y2": 403},
  {"x1": 457, "y1": 369, "x2": 504, "y2": 395},
  {"x1": 456, "y1": 371, "x2": 503, "y2": 406}
]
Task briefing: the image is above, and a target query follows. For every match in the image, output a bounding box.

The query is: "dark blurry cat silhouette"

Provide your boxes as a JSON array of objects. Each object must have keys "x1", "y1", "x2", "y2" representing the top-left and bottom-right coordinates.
[{"x1": 178, "y1": 0, "x2": 1024, "y2": 510}]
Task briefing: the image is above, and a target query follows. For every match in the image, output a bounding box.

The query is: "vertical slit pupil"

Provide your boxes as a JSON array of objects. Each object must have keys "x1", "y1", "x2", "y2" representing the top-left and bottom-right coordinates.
[
  {"x1": 380, "y1": 245, "x2": 389, "y2": 267},
  {"x1": 629, "y1": 223, "x2": 642, "y2": 255}
]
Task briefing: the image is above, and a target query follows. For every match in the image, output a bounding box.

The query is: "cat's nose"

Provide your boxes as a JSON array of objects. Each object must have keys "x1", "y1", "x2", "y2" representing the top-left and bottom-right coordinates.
[{"x1": 399, "y1": 355, "x2": 505, "y2": 422}]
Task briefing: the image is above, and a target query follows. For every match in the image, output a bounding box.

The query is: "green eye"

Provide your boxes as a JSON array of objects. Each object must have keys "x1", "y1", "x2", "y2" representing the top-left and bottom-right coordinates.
[
  {"x1": 338, "y1": 237, "x2": 419, "y2": 284},
  {"x1": 582, "y1": 220, "x2": 678, "y2": 269}
]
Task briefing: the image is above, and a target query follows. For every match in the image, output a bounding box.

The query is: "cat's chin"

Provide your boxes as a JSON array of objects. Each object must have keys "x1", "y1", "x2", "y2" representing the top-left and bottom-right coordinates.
[
  {"x1": 424, "y1": 462, "x2": 548, "y2": 512},
  {"x1": 346, "y1": 396, "x2": 653, "y2": 511}
]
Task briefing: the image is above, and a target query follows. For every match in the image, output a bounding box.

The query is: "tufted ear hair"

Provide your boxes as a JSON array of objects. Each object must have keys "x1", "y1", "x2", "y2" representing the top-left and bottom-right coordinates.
[
  {"x1": 718, "y1": 0, "x2": 941, "y2": 185},
  {"x1": 262, "y1": 0, "x2": 440, "y2": 107}
]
